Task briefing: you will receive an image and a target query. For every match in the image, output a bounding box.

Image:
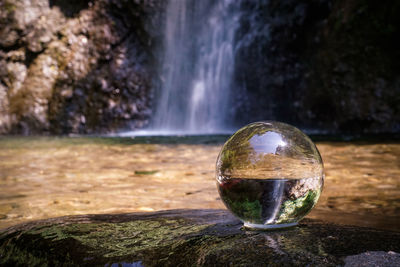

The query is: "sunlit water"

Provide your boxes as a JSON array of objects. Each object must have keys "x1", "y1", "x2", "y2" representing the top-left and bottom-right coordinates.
[{"x1": 0, "y1": 137, "x2": 399, "y2": 231}]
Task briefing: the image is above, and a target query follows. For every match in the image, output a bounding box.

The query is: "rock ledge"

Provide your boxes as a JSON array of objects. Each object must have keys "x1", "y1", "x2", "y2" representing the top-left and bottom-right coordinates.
[{"x1": 1, "y1": 209, "x2": 399, "y2": 266}]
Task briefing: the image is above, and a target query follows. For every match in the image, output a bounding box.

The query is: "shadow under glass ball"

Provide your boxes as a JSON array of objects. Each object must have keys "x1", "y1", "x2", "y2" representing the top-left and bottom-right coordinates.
[{"x1": 216, "y1": 121, "x2": 324, "y2": 229}]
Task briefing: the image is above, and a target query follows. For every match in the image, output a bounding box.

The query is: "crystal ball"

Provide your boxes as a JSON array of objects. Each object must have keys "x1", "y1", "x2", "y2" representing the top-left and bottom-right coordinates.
[{"x1": 216, "y1": 121, "x2": 324, "y2": 229}]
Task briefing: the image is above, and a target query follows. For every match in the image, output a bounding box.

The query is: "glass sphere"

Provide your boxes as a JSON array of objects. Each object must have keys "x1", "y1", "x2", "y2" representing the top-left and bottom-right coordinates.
[{"x1": 216, "y1": 121, "x2": 324, "y2": 229}]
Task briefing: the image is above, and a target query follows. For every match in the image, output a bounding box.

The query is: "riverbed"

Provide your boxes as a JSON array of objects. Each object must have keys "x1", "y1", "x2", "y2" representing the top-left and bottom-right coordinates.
[{"x1": 0, "y1": 136, "x2": 399, "y2": 231}]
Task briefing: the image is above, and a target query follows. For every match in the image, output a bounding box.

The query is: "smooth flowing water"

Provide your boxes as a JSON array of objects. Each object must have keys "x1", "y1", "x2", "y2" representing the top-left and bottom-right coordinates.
[
  {"x1": 152, "y1": 0, "x2": 240, "y2": 133},
  {"x1": 0, "y1": 137, "x2": 399, "y2": 231}
]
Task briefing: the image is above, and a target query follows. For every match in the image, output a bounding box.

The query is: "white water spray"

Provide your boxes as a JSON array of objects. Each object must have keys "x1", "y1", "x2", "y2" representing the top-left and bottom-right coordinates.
[{"x1": 152, "y1": 0, "x2": 241, "y2": 134}]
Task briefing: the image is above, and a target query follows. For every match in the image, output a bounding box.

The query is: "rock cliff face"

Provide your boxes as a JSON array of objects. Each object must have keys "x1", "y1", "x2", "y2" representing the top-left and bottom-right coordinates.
[
  {"x1": 234, "y1": 0, "x2": 400, "y2": 133},
  {"x1": 0, "y1": 0, "x2": 164, "y2": 134},
  {"x1": 0, "y1": 0, "x2": 399, "y2": 134}
]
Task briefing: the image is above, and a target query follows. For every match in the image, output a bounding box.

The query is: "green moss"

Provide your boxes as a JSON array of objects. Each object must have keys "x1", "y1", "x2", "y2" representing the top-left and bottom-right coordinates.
[
  {"x1": 0, "y1": 241, "x2": 56, "y2": 266},
  {"x1": 4, "y1": 1, "x2": 16, "y2": 13},
  {"x1": 26, "y1": 218, "x2": 209, "y2": 258},
  {"x1": 1, "y1": 209, "x2": 400, "y2": 266}
]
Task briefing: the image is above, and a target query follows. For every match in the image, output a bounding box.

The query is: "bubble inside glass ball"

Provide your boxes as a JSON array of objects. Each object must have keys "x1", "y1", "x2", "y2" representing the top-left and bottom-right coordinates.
[{"x1": 216, "y1": 121, "x2": 324, "y2": 229}]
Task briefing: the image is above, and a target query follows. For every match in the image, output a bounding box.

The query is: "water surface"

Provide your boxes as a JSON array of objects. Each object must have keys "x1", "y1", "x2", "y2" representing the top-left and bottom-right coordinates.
[{"x1": 0, "y1": 137, "x2": 399, "y2": 231}]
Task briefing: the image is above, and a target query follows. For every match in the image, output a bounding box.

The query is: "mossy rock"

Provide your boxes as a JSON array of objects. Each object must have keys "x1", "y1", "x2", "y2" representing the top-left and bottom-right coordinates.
[{"x1": 0, "y1": 209, "x2": 399, "y2": 266}]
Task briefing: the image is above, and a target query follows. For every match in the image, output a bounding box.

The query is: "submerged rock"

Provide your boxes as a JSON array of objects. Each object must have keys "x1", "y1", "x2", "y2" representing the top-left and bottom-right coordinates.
[{"x1": 1, "y1": 209, "x2": 399, "y2": 266}]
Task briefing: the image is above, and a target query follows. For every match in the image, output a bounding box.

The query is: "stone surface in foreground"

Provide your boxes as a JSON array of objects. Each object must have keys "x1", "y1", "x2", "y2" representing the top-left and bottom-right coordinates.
[{"x1": 0, "y1": 209, "x2": 399, "y2": 266}]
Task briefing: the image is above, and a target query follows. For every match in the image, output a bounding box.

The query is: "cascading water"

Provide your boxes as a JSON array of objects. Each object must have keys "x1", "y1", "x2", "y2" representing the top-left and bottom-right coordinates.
[{"x1": 152, "y1": 0, "x2": 241, "y2": 134}]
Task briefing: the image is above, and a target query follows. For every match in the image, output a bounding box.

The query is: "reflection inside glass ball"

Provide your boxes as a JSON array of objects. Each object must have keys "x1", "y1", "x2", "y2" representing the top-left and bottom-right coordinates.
[{"x1": 216, "y1": 121, "x2": 324, "y2": 229}]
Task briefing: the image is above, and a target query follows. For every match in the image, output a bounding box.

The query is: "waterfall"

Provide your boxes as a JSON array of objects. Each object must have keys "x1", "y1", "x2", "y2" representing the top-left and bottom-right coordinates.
[{"x1": 152, "y1": 0, "x2": 241, "y2": 134}]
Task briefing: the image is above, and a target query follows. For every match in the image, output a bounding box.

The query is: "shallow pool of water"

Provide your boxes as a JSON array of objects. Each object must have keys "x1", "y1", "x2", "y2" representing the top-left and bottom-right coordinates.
[{"x1": 0, "y1": 136, "x2": 399, "y2": 231}]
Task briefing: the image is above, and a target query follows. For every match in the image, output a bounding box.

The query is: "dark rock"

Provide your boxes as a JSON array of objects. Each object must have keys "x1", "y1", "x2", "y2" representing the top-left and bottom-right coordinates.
[
  {"x1": 233, "y1": 0, "x2": 400, "y2": 134},
  {"x1": 344, "y1": 251, "x2": 400, "y2": 267},
  {"x1": 1, "y1": 209, "x2": 399, "y2": 266}
]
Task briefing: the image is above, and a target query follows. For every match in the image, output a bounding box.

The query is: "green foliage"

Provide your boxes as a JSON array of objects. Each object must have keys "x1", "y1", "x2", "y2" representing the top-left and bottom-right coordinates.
[
  {"x1": 220, "y1": 149, "x2": 237, "y2": 173},
  {"x1": 276, "y1": 189, "x2": 320, "y2": 223},
  {"x1": 224, "y1": 197, "x2": 262, "y2": 223}
]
